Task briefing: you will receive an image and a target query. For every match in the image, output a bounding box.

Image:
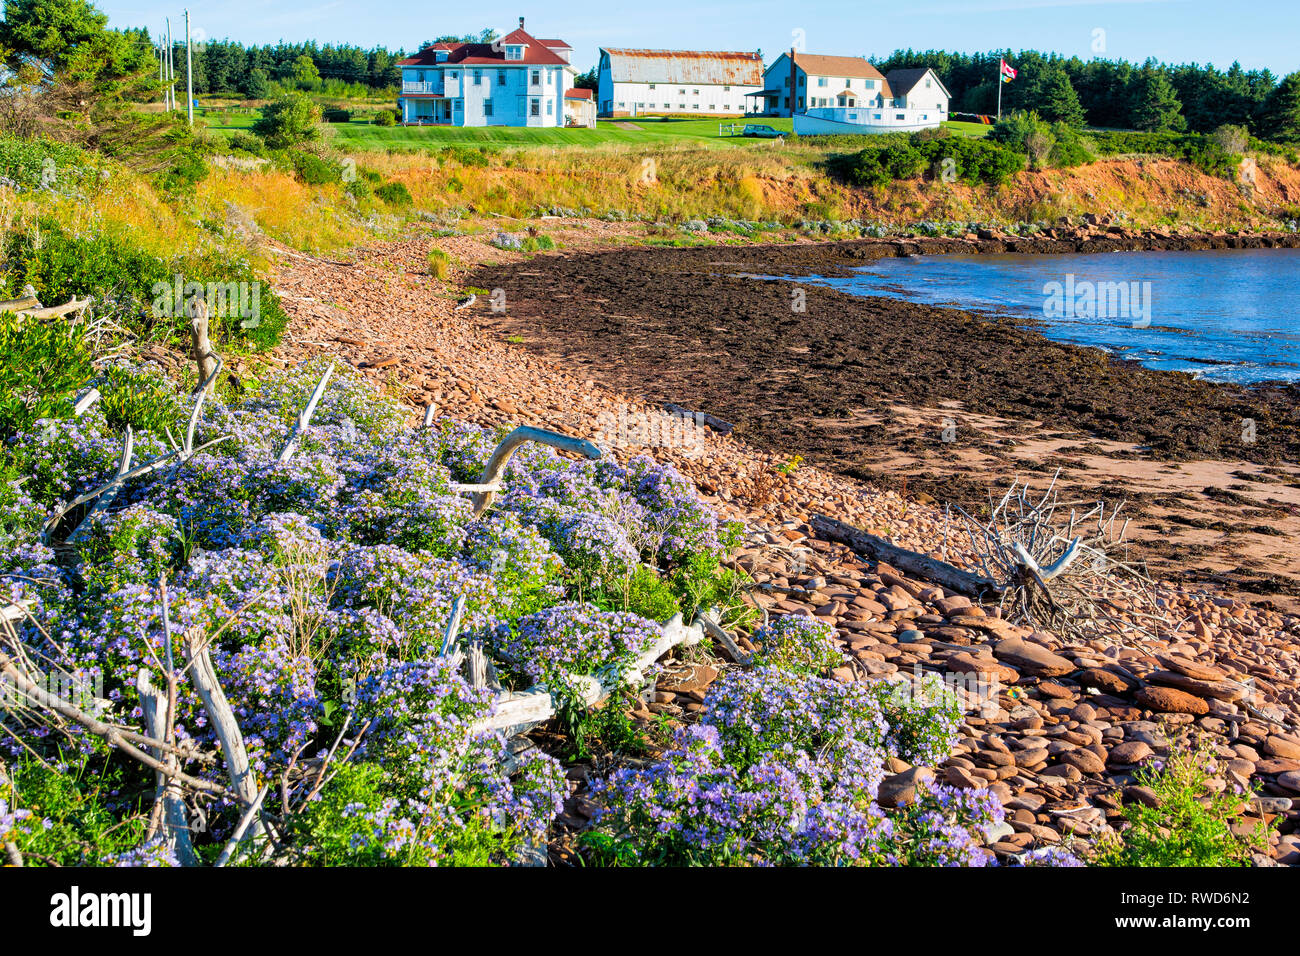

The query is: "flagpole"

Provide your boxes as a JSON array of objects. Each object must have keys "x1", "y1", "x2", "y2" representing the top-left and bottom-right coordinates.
[{"x1": 997, "y1": 57, "x2": 1002, "y2": 122}]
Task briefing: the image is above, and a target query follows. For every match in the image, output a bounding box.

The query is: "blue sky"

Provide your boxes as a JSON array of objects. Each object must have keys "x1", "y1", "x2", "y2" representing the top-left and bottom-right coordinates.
[{"x1": 103, "y1": 0, "x2": 1299, "y2": 75}]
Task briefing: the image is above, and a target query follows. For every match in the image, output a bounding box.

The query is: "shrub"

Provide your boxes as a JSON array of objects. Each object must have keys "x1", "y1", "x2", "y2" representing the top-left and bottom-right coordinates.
[
  {"x1": 252, "y1": 93, "x2": 321, "y2": 150},
  {"x1": 427, "y1": 247, "x2": 451, "y2": 279},
  {"x1": 2, "y1": 218, "x2": 289, "y2": 351},
  {"x1": 750, "y1": 614, "x2": 843, "y2": 675},
  {"x1": 372, "y1": 109, "x2": 397, "y2": 127},
  {"x1": 1093, "y1": 741, "x2": 1271, "y2": 866},
  {"x1": 322, "y1": 108, "x2": 352, "y2": 123},
  {"x1": 0, "y1": 309, "x2": 93, "y2": 438},
  {"x1": 225, "y1": 131, "x2": 266, "y2": 156},
  {"x1": 374, "y1": 180, "x2": 412, "y2": 205},
  {"x1": 290, "y1": 150, "x2": 341, "y2": 185}
]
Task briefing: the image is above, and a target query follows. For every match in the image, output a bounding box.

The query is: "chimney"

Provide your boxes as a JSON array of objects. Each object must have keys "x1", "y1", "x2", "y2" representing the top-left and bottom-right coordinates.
[{"x1": 519, "y1": 17, "x2": 525, "y2": 30}]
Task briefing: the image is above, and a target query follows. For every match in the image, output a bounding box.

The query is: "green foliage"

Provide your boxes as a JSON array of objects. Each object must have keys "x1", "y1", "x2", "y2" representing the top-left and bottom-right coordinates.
[
  {"x1": 0, "y1": 0, "x2": 109, "y2": 66},
  {"x1": 592, "y1": 563, "x2": 681, "y2": 622},
  {"x1": 290, "y1": 150, "x2": 341, "y2": 185},
  {"x1": 322, "y1": 108, "x2": 352, "y2": 123},
  {"x1": 1048, "y1": 122, "x2": 1095, "y2": 167},
  {"x1": 2, "y1": 751, "x2": 150, "y2": 866},
  {"x1": 225, "y1": 130, "x2": 266, "y2": 156},
  {"x1": 97, "y1": 363, "x2": 182, "y2": 436},
  {"x1": 374, "y1": 180, "x2": 412, "y2": 205},
  {"x1": 426, "y1": 247, "x2": 451, "y2": 279},
  {"x1": 293, "y1": 762, "x2": 506, "y2": 866},
  {"x1": 242, "y1": 67, "x2": 270, "y2": 99},
  {"x1": 1023, "y1": 63, "x2": 1086, "y2": 128},
  {"x1": 2, "y1": 219, "x2": 289, "y2": 351},
  {"x1": 252, "y1": 93, "x2": 322, "y2": 150},
  {"x1": 1131, "y1": 68, "x2": 1188, "y2": 133},
  {"x1": 0, "y1": 134, "x2": 103, "y2": 192},
  {"x1": 846, "y1": 139, "x2": 926, "y2": 187},
  {"x1": 839, "y1": 132, "x2": 1023, "y2": 188},
  {"x1": 372, "y1": 109, "x2": 397, "y2": 127},
  {"x1": 520, "y1": 233, "x2": 555, "y2": 253},
  {"x1": 1259, "y1": 72, "x2": 1300, "y2": 143},
  {"x1": 1094, "y1": 741, "x2": 1270, "y2": 867},
  {"x1": 0, "y1": 309, "x2": 93, "y2": 438},
  {"x1": 1090, "y1": 129, "x2": 1237, "y2": 177}
]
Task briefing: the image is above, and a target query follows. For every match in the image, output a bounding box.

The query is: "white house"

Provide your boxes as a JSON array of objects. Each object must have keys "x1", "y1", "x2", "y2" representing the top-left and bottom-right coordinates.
[
  {"x1": 596, "y1": 48, "x2": 763, "y2": 117},
  {"x1": 396, "y1": 19, "x2": 588, "y2": 127},
  {"x1": 748, "y1": 51, "x2": 949, "y2": 128}
]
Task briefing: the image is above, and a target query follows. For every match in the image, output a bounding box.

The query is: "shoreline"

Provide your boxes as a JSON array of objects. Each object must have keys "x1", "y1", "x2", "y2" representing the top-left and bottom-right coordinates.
[
  {"x1": 263, "y1": 227, "x2": 1300, "y2": 863},
  {"x1": 466, "y1": 231, "x2": 1300, "y2": 608}
]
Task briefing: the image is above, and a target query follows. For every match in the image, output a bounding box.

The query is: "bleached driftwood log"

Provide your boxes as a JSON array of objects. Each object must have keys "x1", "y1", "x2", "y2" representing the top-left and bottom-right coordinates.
[
  {"x1": 473, "y1": 612, "x2": 705, "y2": 735},
  {"x1": 469, "y1": 425, "x2": 601, "y2": 517},
  {"x1": 182, "y1": 627, "x2": 265, "y2": 850},
  {"x1": 187, "y1": 298, "x2": 219, "y2": 396},
  {"x1": 811, "y1": 513, "x2": 1000, "y2": 599},
  {"x1": 136, "y1": 669, "x2": 199, "y2": 866},
  {"x1": 277, "y1": 361, "x2": 335, "y2": 463}
]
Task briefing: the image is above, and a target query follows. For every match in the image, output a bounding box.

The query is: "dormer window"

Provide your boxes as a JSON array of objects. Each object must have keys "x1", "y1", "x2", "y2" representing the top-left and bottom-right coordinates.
[
  {"x1": 505, "y1": 45, "x2": 524, "y2": 60},
  {"x1": 435, "y1": 50, "x2": 448, "y2": 62}
]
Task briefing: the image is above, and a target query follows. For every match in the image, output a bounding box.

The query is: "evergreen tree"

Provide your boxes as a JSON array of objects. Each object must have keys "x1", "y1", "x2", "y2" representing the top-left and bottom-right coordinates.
[
  {"x1": 1026, "y1": 63, "x2": 1086, "y2": 127},
  {"x1": 1130, "y1": 68, "x2": 1186, "y2": 131},
  {"x1": 1259, "y1": 72, "x2": 1300, "y2": 142}
]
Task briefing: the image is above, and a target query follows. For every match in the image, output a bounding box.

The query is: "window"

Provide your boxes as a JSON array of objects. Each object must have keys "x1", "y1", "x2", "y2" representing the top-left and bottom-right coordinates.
[
  {"x1": 678, "y1": 88, "x2": 685, "y2": 94},
  {"x1": 531, "y1": 70, "x2": 540, "y2": 85},
  {"x1": 797, "y1": 75, "x2": 804, "y2": 86},
  {"x1": 874, "y1": 113, "x2": 881, "y2": 119},
  {"x1": 416, "y1": 70, "x2": 425, "y2": 81},
  {"x1": 692, "y1": 89, "x2": 699, "y2": 95},
  {"x1": 844, "y1": 78, "x2": 851, "y2": 87},
  {"x1": 693, "y1": 104, "x2": 699, "y2": 110},
  {"x1": 925, "y1": 78, "x2": 932, "y2": 88},
  {"x1": 547, "y1": 100, "x2": 553, "y2": 115},
  {"x1": 649, "y1": 82, "x2": 656, "y2": 89},
  {"x1": 817, "y1": 76, "x2": 827, "y2": 86},
  {"x1": 453, "y1": 99, "x2": 462, "y2": 111},
  {"x1": 783, "y1": 76, "x2": 790, "y2": 88},
  {"x1": 473, "y1": 69, "x2": 482, "y2": 85},
  {"x1": 723, "y1": 85, "x2": 730, "y2": 91},
  {"x1": 449, "y1": 70, "x2": 459, "y2": 78},
  {"x1": 505, "y1": 45, "x2": 523, "y2": 60},
  {"x1": 497, "y1": 70, "x2": 506, "y2": 85},
  {"x1": 484, "y1": 99, "x2": 493, "y2": 116},
  {"x1": 896, "y1": 113, "x2": 905, "y2": 120},
  {"x1": 530, "y1": 98, "x2": 540, "y2": 116}
]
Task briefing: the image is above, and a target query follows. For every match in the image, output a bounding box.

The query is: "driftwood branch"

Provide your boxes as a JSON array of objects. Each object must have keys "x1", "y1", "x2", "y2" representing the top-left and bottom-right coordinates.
[
  {"x1": 277, "y1": 362, "x2": 334, "y2": 463},
  {"x1": 0, "y1": 648, "x2": 230, "y2": 797},
  {"x1": 187, "y1": 299, "x2": 220, "y2": 397},
  {"x1": 471, "y1": 426, "x2": 601, "y2": 517},
  {"x1": 811, "y1": 514, "x2": 1000, "y2": 599},
  {"x1": 182, "y1": 626, "x2": 266, "y2": 851},
  {"x1": 136, "y1": 669, "x2": 198, "y2": 866},
  {"x1": 473, "y1": 613, "x2": 704, "y2": 734}
]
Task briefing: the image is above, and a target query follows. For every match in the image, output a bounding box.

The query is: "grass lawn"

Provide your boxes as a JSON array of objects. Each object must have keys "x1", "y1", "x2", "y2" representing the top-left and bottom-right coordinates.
[{"x1": 942, "y1": 119, "x2": 993, "y2": 138}]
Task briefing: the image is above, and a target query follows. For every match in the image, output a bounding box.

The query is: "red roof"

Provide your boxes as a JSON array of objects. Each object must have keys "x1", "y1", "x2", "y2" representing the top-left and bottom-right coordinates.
[
  {"x1": 398, "y1": 29, "x2": 570, "y2": 67},
  {"x1": 564, "y1": 88, "x2": 592, "y2": 99}
]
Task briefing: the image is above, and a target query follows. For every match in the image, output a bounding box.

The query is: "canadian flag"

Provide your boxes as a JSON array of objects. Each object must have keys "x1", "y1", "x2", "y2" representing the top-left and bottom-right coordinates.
[{"x1": 1000, "y1": 59, "x2": 1018, "y2": 82}]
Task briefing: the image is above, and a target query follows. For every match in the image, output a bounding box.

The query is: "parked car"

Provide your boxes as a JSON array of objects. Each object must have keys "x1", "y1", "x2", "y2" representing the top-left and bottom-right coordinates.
[{"x1": 741, "y1": 124, "x2": 782, "y2": 138}]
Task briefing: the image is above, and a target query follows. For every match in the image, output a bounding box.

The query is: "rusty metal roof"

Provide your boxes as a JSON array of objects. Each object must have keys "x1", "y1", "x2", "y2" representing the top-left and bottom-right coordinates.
[{"x1": 600, "y1": 48, "x2": 764, "y2": 86}]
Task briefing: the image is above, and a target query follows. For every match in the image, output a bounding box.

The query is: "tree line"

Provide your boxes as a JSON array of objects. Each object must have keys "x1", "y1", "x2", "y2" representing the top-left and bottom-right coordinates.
[{"x1": 871, "y1": 49, "x2": 1300, "y2": 140}]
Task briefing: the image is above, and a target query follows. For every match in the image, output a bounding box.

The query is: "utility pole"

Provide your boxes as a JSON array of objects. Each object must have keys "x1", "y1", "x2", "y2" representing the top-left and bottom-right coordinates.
[
  {"x1": 185, "y1": 10, "x2": 194, "y2": 126},
  {"x1": 166, "y1": 18, "x2": 174, "y2": 112}
]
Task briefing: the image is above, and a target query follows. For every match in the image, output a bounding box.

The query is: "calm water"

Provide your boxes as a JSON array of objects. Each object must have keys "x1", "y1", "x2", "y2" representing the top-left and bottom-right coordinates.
[{"x1": 811, "y1": 248, "x2": 1300, "y2": 384}]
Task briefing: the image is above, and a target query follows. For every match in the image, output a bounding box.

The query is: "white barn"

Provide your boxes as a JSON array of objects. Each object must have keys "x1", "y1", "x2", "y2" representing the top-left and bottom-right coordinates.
[
  {"x1": 396, "y1": 19, "x2": 587, "y2": 127},
  {"x1": 596, "y1": 48, "x2": 763, "y2": 117}
]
